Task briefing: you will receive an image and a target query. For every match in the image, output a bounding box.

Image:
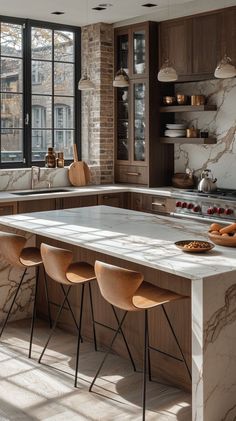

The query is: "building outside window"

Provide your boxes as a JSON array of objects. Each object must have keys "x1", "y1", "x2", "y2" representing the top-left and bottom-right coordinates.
[{"x1": 0, "y1": 19, "x2": 80, "y2": 167}]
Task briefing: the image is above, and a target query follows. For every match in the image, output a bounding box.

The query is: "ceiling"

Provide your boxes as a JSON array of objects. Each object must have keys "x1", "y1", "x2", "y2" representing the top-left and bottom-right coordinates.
[{"x1": 0, "y1": 0, "x2": 236, "y2": 27}]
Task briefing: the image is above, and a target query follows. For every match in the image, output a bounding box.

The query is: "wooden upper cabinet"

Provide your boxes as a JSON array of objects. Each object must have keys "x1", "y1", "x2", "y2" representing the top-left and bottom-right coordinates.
[
  {"x1": 219, "y1": 8, "x2": 236, "y2": 66},
  {"x1": 159, "y1": 19, "x2": 192, "y2": 78},
  {"x1": 192, "y1": 13, "x2": 221, "y2": 76}
]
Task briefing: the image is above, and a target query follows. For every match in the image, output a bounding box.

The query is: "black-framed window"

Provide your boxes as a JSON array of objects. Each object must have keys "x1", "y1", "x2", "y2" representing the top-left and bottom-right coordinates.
[{"x1": 0, "y1": 17, "x2": 81, "y2": 167}]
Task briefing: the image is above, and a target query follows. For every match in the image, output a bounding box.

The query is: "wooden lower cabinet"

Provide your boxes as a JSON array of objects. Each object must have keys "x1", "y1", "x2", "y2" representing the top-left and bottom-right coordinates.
[
  {"x1": 130, "y1": 193, "x2": 175, "y2": 215},
  {"x1": 63, "y1": 195, "x2": 98, "y2": 209},
  {"x1": 17, "y1": 198, "x2": 59, "y2": 213},
  {"x1": 0, "y1": 201, "x2": 17, "y2": 215},
  {"x1": 98, "y1": 192, "x2": 127, "y2": 208}
]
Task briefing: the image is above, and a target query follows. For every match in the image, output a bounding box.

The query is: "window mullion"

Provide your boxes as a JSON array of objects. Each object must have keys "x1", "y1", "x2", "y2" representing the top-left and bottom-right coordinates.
[{"x1": 23, "y1": 21, "x2": 32, "y2": 167}]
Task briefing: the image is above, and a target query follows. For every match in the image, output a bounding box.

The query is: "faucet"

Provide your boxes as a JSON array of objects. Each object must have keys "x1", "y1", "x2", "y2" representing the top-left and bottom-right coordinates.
[{"x1": 31, "y1": 166, "x2": 40, "y2": 190}]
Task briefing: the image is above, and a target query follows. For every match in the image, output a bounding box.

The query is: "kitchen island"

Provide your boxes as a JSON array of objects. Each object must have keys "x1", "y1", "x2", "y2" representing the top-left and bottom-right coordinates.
[{"x1": 0, "y1": 205, "x2": 235, "y2": 421}]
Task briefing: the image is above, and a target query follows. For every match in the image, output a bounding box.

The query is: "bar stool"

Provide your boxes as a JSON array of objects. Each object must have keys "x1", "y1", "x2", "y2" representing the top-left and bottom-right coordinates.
[
  {"x1": 0, "y1": 231, "x2": 52, "y2": 358},
  {"x1": 39, "y1": 243, "x2": 136, "y2": 388},
  {"x1": 89, "y1": 261, "x2": 191, "y2": 421}
]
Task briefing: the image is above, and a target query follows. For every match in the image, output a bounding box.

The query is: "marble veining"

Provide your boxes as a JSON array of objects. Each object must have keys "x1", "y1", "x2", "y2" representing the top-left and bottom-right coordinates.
[
  {"x1": 175, "y1": 78, "x2": 236, "y2": 188},
  {"x1": 204, "y1": 283, "x2": 236, "y2": 349}
]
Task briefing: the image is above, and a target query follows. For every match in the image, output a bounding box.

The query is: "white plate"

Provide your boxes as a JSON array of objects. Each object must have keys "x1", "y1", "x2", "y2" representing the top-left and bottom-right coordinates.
[
  {"x1": 166, "y1": 124, "x2": 186, "y2": 129},
  {"x1": 164, "y1": 130, "x2": 186, "y2": 137}
]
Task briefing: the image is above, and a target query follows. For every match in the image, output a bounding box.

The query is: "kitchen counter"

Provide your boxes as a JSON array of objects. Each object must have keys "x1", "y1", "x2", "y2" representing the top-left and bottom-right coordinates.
[
  {"x1": 0, "y1": 184, "x2": 189, "y2": 203},
  {"x1": 0, "y1": 206, "x2": 235, "y2": 421}
]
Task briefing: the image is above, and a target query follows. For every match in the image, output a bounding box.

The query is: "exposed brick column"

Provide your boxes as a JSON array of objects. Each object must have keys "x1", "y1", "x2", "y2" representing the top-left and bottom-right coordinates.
[{"x1": 81, "y1": 23, "x2": 114, "y2": 184}]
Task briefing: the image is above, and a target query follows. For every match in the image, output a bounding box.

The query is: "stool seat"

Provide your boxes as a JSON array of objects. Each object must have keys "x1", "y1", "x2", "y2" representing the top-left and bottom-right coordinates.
[
  {"x1": 132, "y1": 281, "x2": 184, "y2": 310},
  {"x1": 67, "y1": 262, "x2": 96, "y2": 284},
  {"x1": 20, "y1": 247, "x2": 42, "y2": 267}
]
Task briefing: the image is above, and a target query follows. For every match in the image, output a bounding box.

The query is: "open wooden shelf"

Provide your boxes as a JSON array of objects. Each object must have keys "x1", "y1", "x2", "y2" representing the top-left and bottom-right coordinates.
[
  {"x1": 160, "y1": 104, "x2": 217, "y2": 113},
  {"x1": 160, "y1": 137, "x2": 216, "y2": 144}
]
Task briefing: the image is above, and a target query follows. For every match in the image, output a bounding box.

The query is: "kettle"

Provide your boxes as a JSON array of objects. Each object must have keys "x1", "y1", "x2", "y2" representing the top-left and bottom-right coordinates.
[{"x1": 198, "y1": 169, "x2": 217, "y2": 192}]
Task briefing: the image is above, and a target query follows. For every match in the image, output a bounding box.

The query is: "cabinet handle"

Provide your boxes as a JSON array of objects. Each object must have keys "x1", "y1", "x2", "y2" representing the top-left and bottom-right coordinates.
[
  {"x1": 102, "y1": 195, "x2": 117, "y2": 199},
  {"x1": 152, "y1": 202, "x2": 166, "y2": 207},
  {"x1": 126, "y1": 172, "x2": 141, "y2": 176}
]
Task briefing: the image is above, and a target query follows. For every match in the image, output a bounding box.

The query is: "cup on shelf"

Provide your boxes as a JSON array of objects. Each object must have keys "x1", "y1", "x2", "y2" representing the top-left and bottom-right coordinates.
[
  {"x1": 186, "y1": 127, "x2": 198, "y2": 138},
  {"x1": 176, "y1": 94, "x2": 188, "y2": 105},
  {"x1": 191, "y1": 95, "x2": 205, "y2": 106}
]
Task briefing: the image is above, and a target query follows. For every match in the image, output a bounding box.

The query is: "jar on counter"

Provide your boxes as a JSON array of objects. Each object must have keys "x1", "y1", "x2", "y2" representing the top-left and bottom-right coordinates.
[
  {"x1": 45, "y1": 147, "x2": 56, "y2": 168},
  {"x1": 56, "y1": 152, "x2": 64, "y2": 168}
]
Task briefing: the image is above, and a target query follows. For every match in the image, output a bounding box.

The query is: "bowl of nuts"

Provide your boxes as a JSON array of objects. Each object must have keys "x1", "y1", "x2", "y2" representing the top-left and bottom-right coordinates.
[{"x1": 175, "y1": 240, "x2": 215, "y2": 253}]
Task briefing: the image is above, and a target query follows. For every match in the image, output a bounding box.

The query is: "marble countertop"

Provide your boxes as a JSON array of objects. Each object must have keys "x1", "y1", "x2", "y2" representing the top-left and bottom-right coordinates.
[{"x1": 0, "y1": 205, "x2": 235, "y2": 280}]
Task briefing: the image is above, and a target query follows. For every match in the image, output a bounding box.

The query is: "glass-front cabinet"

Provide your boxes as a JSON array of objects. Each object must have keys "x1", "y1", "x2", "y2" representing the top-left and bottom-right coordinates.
[{"x1": 115, "y1": 21, "x2": 173, "y2": 187}]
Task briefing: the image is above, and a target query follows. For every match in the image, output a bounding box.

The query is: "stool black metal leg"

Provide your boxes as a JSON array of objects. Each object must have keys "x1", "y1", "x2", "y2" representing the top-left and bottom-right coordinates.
[
  {"x1": 0, "y1": 268, "x2": 27, "y2": 338},
  {"x1": 74, "y1": 283, "x2": 85, "y2": 388},
  {"x1": 38, "y1": 286, "x2": 72, "y2": 364},
  {"x1": 111, "y1": 305, "x2": 136, "y2": 372},
  {"x1": 28, "y1": 265, "x2": 39, "y2": 359},
  {"x1": 142, "y1": 310, "x2": 148, "y2": 421},
  {"x1": 60, "y1": 284, "x2": 80, "y2": 333},
  {"x1": 146, "y1": 310, "x2": 152, "y2": 382},
  {"x1": 161, "y1": 305, "x2": 192, "y2": 380},
  {"x1": 88, "y1": 282, "x2": 97, "y2": 352},
  {"x1": 89, "y1": 311, "x2": 128, "y2": 392},
  {"x1": 43, "y1": 268, "x2": 52, "y2": 328}
]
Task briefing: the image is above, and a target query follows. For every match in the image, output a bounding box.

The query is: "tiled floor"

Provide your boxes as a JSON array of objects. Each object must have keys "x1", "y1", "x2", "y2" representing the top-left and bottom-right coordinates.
[{"x1": 0, "y1": 320, "x2": 191, "y2": 420}]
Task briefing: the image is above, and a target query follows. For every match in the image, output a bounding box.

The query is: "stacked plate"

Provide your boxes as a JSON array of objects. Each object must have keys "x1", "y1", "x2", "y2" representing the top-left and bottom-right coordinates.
[{"x1": 164, "y1": 123, "x2": 186, "y2": 138}]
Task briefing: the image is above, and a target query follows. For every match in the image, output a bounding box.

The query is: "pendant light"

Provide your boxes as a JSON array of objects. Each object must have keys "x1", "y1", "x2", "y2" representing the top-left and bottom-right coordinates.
[
  {"x1": 157, "y1": 0, "x2": 178, "y2": 82},
  {"x1": 157, "y1": 58, "x2": 178, "y2": 82},
  {"x1": 214, "y1": 54, "x2": 236, "y2": 79},
  {"x1": 78, "y1": 0, "x2": 95, "y2": 91},
  {"x1": 113, "y1": 67, "x2": 129, "y2": 88}
]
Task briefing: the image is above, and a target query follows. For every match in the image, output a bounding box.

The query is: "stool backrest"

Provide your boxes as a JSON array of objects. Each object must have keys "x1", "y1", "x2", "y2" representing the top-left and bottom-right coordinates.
[
  {"x1": 95, "y1": 261, "x2": 143, "y2": 311},
  {"x1": 40, "y1": 243, "x2": 73, "y2": 285},
  {"x1": 0, "y1": 232, "x2": 26, "y2": 267}
]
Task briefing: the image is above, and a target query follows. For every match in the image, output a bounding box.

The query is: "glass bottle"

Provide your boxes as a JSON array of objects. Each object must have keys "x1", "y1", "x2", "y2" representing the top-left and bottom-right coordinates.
[
  {"x1": 56, "y1": 152, "x2": 64, "y2": 168},
  {"x1": 45, "y1": 147, "x2": 56, "y2": 168}
]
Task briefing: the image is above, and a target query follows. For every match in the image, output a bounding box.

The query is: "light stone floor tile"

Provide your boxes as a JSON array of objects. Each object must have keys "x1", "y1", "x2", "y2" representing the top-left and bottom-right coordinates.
[{"x1": 0, "y1": 320, "x2": 191, "y2": 421}]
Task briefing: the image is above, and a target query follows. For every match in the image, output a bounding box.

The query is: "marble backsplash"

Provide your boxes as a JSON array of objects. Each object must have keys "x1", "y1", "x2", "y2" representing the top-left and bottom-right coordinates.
[
  {"x1": 0, "y1": 168, "x2": 71, "y2": 191},
  {"x1": 174, "y1": 78, "x2": 236, "y2": 189}
]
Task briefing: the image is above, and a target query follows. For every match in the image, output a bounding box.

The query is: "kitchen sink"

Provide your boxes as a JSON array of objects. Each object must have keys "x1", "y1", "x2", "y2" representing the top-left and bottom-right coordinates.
[{"x1": 11, "y1": 188, "x2": 72, "y2": 196}]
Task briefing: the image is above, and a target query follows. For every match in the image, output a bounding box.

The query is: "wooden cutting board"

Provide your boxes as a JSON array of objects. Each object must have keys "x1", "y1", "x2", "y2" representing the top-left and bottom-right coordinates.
[{"x1": 68, "y1": 144, "x2": 86, "y2": 187}]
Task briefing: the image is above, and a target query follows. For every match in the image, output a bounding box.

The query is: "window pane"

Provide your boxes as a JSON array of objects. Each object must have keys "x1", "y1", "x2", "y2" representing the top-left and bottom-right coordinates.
[
  {"x1": 54, "y1": 97, "x2": 74, "y2": 129},
  {"x1": 1, "y1": 58, "x2": 23, "y2": 93},
  {"x1": 54, "y1": 130, "x2": 73, "y2": 158},
  {"x1": 1, "y1": 93, "x2": 23, "y2": 128},
  {"x1": 32, "y1": 130, "x2": 52, "y2": 161},
  {"x1": 1, "y1": 129, "x2": 23, "y2": 162},
  {"x1": 1, "y1": 23, "x2": 22, "y2": 57},
  {"x1": 54, "y1": 31, "x2": 74, "y2": 62},
  {"x1": 31, "y1": 28, "x2": 52, "y2": 60},
  {"x1": 32, "y1": 61, "x2": 52, "y2": 94},
  {"x1": 54, "y1": 63, "x2": 74, "y2": 96},
  {"x1": 32, "y1": 96, "x2": 52, "y2": 128}
]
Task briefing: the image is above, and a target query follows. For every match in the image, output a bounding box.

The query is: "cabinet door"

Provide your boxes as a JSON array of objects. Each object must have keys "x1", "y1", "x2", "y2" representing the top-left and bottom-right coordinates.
[
  {"x1": 63, "y1": 195, "x2": 97, "y2": 209},
  {"x1": 132, "y1": 26, "x2": 147, "y2": 77},
  {"x1": 219, "y1": 8, "x2": 236, "y2": 66},
  {"x1": 98, "y1": 193, "x2": 125, "y2": 208},
  {"x1": 0, "y1": 202, "x2": 17, "y2": 215},
  {"x1": 192, "y1": 13, "x2": 220, "y2": 76},
  {"x1": 115, "y1": 31, "x2": 129, "y2": 75},
  {"x1": 116, "y1": 86, "x2": 129, "y2": 162},
  {"x1": 18, "y1": 199, "x2": 57, "y2": 213},
  {"x1": 159, "y1": 19, "x2": 192, "y2": 77}
]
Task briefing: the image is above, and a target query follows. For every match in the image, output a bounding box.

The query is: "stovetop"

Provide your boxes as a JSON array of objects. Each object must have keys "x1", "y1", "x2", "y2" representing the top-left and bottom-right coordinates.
[{"x1": 182, "y1": 188, "x2": 236, "y2": 201}]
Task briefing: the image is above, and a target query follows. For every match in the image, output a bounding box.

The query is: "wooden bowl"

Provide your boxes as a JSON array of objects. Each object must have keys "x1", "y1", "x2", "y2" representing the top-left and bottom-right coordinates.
[
  {"x1": 208, "y1": 232, "x2": 236, "y2": 247},
  {"x1": 172, "y1": 173, "x2": 195, "y2": 189}
]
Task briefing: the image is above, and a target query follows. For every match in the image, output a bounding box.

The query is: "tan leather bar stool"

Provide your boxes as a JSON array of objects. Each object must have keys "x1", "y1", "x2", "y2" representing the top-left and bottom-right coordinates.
[
  {"x1": 39, "y1": 243, "x2": 98, "y2": 387},
  {"x1": 89, "y1": 261, "x2": 191, "y2": 421},
  {"x1": 39, "y1": 243, "x2": 137, "y2": 388},
  {"x1": 0, "y1": 231, "x2": 52, "y2": 358}
]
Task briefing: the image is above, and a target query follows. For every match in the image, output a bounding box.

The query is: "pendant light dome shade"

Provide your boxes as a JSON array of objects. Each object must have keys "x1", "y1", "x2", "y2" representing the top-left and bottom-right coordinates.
[
  {"x1": 214, "y1": 55, "x2": 236, "y2": 79},
  {"x1": 78, "y1": 73, "x2": 95, "y2": 91},
  {"x1": 157, "y1": 59, "x2": 178, "y2": 82},
  {"x1": 113, "y1": 68, "x2": 129, "y2": 88}
]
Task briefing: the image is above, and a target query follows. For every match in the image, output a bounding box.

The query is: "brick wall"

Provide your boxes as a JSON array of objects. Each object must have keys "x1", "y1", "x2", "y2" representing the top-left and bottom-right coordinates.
[{"x1": 81, "y1": 23, "x2": 114, "y2": 184}]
